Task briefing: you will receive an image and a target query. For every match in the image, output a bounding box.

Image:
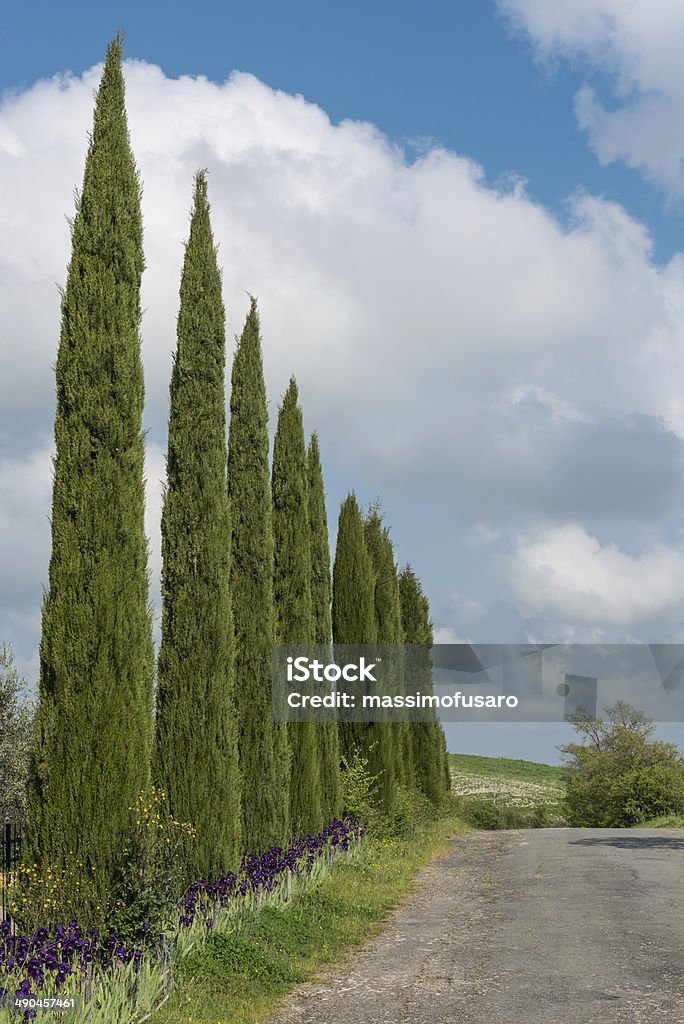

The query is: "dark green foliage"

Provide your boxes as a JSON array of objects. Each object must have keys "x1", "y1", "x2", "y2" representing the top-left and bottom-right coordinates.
[
  {"x1": 307, "y1": 433, "x2": 341, "y2": 822},
  {"x1": 332, "y1": 494, "x2": 377, "y2": 647},
  {"x1": 228, "y1": 298, "x2": 289, "y2": 850},
  {"x1": 272, "y1": 378, "x2": 322, "y2": 836},
  {"x1": 332, "y1": 494, "x2": 376, "y2": 759},
  {"x1": 154, "y1": 171, "x2": 241, "y2": 879},
  {"x1": 398, "y1": 566, "x2": 448, "y2": 806},
  {"x1": 362, "y1": 506, "x2": 403, "y2": 813},
  {"x1": 460, "y1": 798, "x2": 551, "y2": 830},
  {"x1": 272, "y1": 380, "x2": 313, "y2": 643},
  {"x1": 398, "y1": 566, "x2": 432, "y2": 645},
  {"x1": 562, "y1": 702, "x2": 684, "y2": 826},
  {"x1": 27, "y1": 35, "x2": 154, "y2": 895}
]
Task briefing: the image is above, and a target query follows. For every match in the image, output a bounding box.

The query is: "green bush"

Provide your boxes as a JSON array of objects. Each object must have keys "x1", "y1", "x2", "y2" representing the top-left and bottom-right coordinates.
[
  {"x1": 340, "y1": 745, "x2": 383, "y2": 833},
  {"x1": 563, "y1": 702, "x2": 684, "y2": 827},
  {"x1": 460, "y1": 798, "x2": 554, "y2": 831},
  {"x1": 460, "y1": 798, "x2": 503, "y2": 830},
  {"x1": 340, "y1": 746, "x2": 441, "y2": 839},
  {"x1": 108, "y1": 786, "x2": 197, "y2": 947}
]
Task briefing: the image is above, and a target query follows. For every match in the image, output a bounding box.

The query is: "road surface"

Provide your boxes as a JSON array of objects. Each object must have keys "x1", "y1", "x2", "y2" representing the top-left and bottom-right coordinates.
[{"x1": 271, "y1": 828, "x2": 684, "y2": 1024}]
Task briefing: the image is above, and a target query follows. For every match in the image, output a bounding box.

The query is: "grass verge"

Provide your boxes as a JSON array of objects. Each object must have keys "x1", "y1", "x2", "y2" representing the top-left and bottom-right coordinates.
[
  {"x1": 150, "y1": 811, "x2": 468, "y2": 1024},
  {"x1": 636, "y1": 815, "x2": 684, "y2": 828}
]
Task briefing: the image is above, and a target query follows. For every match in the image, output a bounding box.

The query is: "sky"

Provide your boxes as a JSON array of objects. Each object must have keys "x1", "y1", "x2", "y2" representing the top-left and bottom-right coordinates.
[{"x1": 3, "y1": 1, "x2": 684, "y2": 762}]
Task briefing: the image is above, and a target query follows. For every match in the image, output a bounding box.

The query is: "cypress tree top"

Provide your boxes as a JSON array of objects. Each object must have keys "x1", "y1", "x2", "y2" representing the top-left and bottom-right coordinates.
[
  {"x1": 307, "y1": 433, "x2": 333, "y2": 647},
  {"x1": 272, "y1": 376, "x2": 313, "y2": 644},
  {"x1": 228, "y1": 297, "x2": 287, "y2": 850},
  {"x1": 398, "y1": 565, "x2": 434, "y2": 645},
  {"x1": 363, "y1": 505, "x2": 403, "y2": 645},
  {"x1": 272, "y1": 378, "x2": 321, "y2": 836},
  {"x1": 307, "y1": 432, "x2": 340, "y2": 821},
  {"x1": 332, "y1": 493, "x2": 377, "y2": 646}
]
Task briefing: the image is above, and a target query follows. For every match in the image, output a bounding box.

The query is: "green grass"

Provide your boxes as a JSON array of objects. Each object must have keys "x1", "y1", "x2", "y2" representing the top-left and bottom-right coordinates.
[
  {"x1": 150, "y1": 812, "x2": 468, "y2": 1024},
  {"x1": 449, "y1": 753, "x2": 566, "y2": 787},
  {"x1": 636, "y1": 815, "x2": 684, "y2": 829}
]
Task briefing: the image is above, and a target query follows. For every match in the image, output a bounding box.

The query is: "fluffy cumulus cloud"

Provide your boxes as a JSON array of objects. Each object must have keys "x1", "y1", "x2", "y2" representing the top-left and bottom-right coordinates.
[
  {"x1": 508, "y1": 523, "x2": 684, "y2": 633},
  {"x1": 497, "y1": 0, "x2": 684, "y2": 195},
  {"x1": 3, "y1": 56, "x2": 684, "y2": 675}
]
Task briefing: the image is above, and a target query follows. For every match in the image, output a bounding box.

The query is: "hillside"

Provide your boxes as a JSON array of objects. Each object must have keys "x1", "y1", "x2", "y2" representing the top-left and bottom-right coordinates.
[{"x1": 449, "y1": 753, "x2": 567, "y2": 826}]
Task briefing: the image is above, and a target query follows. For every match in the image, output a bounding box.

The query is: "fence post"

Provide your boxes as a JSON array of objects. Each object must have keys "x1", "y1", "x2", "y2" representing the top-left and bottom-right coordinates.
[{"x1": 1, "y1": 813, "x2": 24, "y2": 928}]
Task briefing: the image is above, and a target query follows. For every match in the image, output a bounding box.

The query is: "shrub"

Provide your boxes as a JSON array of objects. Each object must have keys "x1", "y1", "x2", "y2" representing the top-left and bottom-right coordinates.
[
  {"x1": 108, "y1": 786, "x2": 196, "y2": 947},
  {"x1": 563, "y1": 702, "x2": 684, "y2": 827},
  {"x1": 460, "y1": 798, "x2": 503, "y2": 830},
  {"x1": 340, "y1": 746, "x2": 383, "y2": 834}
]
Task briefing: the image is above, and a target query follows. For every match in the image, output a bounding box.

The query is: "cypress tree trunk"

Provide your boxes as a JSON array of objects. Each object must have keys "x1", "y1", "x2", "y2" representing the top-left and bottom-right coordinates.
[
  {"x1": 228, "y1": 298, "x2": 289, "y2": 851},
  {"x1": 272, "y1": 378, "x2": 322, "y2": 836},
  {"x1": 27, "y1": 35, "x2": 154, "y2": 896},
  {"x1": 307, "y1": 433, "x2": 340, "y2": 822},
  {"x1": 332, "y1": 493, "x2": 376, "y2": 763},
  {"x1": 154, "y1": 171, "x2": 241, "y2": 880},
  {"x1": 398, "y1": 566, "x2": 448, "y2": 805}
]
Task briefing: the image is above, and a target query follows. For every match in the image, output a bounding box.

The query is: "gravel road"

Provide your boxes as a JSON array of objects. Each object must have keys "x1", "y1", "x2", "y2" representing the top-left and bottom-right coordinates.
[{"x1": 270, "y1": 828, "x2": 684, "y2": 1024}]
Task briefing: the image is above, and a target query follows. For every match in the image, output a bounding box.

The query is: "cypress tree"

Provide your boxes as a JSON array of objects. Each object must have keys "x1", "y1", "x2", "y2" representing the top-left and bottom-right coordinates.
[
  {"x1": 307, "y1": 433, "x2": 340, "y2": 822},
  {"x1": 27, "y1": 35, "x2": 154, "y2": 894},
  {"x1": 332, "y1": 493, "x2": 376, "y2": 762},
  {"x1": 332, "y1": 494, "x2": 376, "y2": 647},
  {"x1": 272, "y1": 378, "x2": 322, "y2": 836},
  {"x1": 228, "y1": 298, "x2": 289, "y2": 851},
  {"x1": 154, "y1": 171, "x2": 241, "y2": 879},
  {"x1": 363, "y1": 507, "x2": 413, "y2": 807},
  {"x1": 398, "y1": 566, "x2": 448, "y2": 805}
]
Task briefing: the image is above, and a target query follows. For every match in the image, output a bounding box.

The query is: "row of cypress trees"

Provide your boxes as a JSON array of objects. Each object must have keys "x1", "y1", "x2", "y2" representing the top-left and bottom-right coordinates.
[{"x1": 26, "y1": 36, "x2": 449, "y2": 896}]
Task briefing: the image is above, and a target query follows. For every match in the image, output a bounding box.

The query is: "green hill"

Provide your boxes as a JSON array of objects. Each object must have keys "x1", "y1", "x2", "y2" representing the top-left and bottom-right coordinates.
[{"x1": 449, "y1": 753, "x2": 567, "y2": 827}]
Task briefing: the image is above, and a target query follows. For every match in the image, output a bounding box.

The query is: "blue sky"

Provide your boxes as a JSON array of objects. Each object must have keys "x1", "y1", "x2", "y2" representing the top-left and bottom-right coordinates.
[
  {"x1": 3, "y1": 1, "x2": 684, "y2": 761},
  {"x1": 2, "y1": 1, "x2": 680, "y2": 261}
]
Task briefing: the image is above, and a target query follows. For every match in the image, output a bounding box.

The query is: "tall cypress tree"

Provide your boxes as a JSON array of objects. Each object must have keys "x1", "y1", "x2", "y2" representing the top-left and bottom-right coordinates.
[
  {"x1": 332, "y1": 493, "x2": 376, "y2": 762},
  {"x1": 228, "y1": 298, "x2": 288, "y2": 851},
  {"x1": 27, "y1": 35, "x2": 154, "y2": 894},
  {"x1": 398, "y1": 566, "x2": 448, "y2": 805},
  {"x1": 154, "y1": 172, "x2": 241, "y2": 879},
  {"x1": 307, "y1": 433, "x2": 340, "y2": 822},
  {"x1": 272, "y1": 378, "x2": 322, "y2": 836},
  {"x1": 363, "y1": 507, "x2": 413, "y2": 807}
]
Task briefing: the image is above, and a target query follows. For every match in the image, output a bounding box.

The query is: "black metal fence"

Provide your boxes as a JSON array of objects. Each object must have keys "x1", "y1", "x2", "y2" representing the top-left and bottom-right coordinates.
[{"x1": 1, "y1": 812, "x2": 24, "y2": 925}]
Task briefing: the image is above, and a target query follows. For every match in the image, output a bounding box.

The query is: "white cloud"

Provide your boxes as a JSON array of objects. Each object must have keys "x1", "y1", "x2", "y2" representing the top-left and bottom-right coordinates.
[
  {"x1": 497, "y1": 0, "x2": 684, "y2": 195},
  {"x1": 508, "y1": 522, "x2": 684, "y2": 628},
  {"x1": 433, "y1": 626, "x2": 472, "y2": 645},
  {"x1": 2, "y1": 57, "x2": 684, "y2": 660}
]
